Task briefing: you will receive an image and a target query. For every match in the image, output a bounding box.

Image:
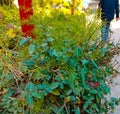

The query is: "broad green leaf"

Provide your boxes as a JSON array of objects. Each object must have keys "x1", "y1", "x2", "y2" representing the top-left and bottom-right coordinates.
[
  {"x1": 74, "y1": 88, "x2": 81, "y2": 96},
  {"x1": 45, "y1": 86, "x2": 52, "y2": 93},
  {"x1": 83, "y1": 101, "x2": 89, "y2": 110},
  {"x1": 26, "y1": 94, "x2": 34, "y2": 106},
  {"x1": 51, "y1": 82, "x2": 59, "y2": 90},
  {"x1": 83, "y1": 96, "x2": 94, "y2": 110},
  {"x1": 75, "y1": 107, "x2": 80, "y2": 114},
  {"x1": 48, "y1": 38, "x2": 54, "y2": 42},
  {"x1": 91, "y1": 59, "x2": 98, "y2": 69},
  {"x1": 28, "y1": 44, "x2": 36, "y2": 54},
  {"x1": 91, "y1": 89, "x2": 98, "y2": 94},
  {"x1": 31, "y1": 91, "x2": 41, "y2": 98},
  {"x1": 52, "y1": 89, "x2": 60, "y2": 95},
  {"x1": 18, "y1": 108, "x2": 23, "y2": 113},
  {"x1": 84, "y1": 85, "x2": 90, "y2": 91},
  {"x1": 3, "y1": 90, "x2": 12, "y2": 98},
  {"x1": 102, "y1": 47, "x2": 107, "y2": 57},
  {"x1": 81, "y1": 68, "x2": 86, "y2": 86},
  {"x1": 27, "y1": 82, "x2": 34, "y2": 91},
  {"x1": 66, "y1": 89, "x2": 72, "y2": 95},
  {"x1": 67, "y1": 76, "x2": 74, "y2": 89},
  {"x1": 20, "y1": 91, "x2": 28, "y2": 98},
  {"x1": 48, "y1": 49, "x2": 57, "y2": 57},
  {"x1": 104, "y1": 86, "x2": 110, "y2": 94},
  {"x1": 88, "y1": 96, "x2": 94, "y2": 101},
  {"x1": 79, "y1": 46, "x2": 84, "y2": 56},
  {"x1": 69, "y1": 58, "x2": 77, "y2": 67},
  {"x1": 32, "y1": 52, "x2": 38, "y2": 60},
  {"x1": 8, "y1": 108, "x2": 14, "y2": 112},
  {"x1": 81, "y1": 59, "x2": 89, "y2": 66},
  {"x1": 75, "y1": 47, "x2": 80, "y2": 57},
  {"x1": 23, "y1": 60, "x2": 35, "y2": 69},
  {"x1": 20, "y1": 38, "x2": 28, "y2": 46},
  {"x1": 70, "y1": 96, "x2": 76, "y2": 101},
  {"x1": 39, "y1": 91, "x2": 46, "y2": 99},
  {"x1": 60, "y1": 82, "x2": 64, "y2": 89},
  {"x1": 36, "y1": 84, "x2": 44, "y2": 90}
]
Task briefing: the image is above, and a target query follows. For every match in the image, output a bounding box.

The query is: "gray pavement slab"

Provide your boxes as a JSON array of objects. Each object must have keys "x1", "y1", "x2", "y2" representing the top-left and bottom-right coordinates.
[{"x1": 109, "y1": 20, "x2": 120, "y2": 114}]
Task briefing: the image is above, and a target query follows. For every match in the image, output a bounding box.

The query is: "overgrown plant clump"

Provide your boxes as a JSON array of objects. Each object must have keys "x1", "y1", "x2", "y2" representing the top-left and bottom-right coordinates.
[
  {"x1": 0, "y1": 6, "x2": 21, "y2": 50},
  {"x1": 0, "y1": 10, "x2": 120, "y2": 114}
]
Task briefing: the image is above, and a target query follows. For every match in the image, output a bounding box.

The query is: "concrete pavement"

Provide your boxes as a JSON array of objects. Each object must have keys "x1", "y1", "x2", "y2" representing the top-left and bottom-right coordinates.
[{"x1": 109, "y1": 20, "x2": 120, "y2": 114}]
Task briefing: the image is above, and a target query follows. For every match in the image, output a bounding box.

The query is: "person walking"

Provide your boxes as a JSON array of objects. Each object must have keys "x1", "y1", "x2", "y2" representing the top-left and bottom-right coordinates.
[{"x1": 98, "y1": 0, "x2": 119, "y2": 42}]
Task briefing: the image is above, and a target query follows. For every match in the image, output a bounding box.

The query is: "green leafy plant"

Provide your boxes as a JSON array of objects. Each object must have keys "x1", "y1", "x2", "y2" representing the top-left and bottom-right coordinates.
[{"x1": 0, "y1": 7, "x2": 120, "y2": 114}]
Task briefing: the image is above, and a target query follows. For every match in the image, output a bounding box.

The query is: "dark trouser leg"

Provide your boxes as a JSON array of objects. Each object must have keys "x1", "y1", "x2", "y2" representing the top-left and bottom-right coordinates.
[{"x1": 101, "y1": 22, "x2": 110, "y2": 42}]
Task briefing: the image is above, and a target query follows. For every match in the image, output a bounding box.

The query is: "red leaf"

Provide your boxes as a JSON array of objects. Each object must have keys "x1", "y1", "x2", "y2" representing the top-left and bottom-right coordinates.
[{"x1": 94, "y1": 82, "x2": 100, "y2": 87}]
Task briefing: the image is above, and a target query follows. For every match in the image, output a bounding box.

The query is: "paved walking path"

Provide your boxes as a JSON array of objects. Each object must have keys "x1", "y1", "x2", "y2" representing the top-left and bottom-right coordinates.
[
  {"x1": 109, "y1": 20, "x2": 120, "y2": 114},
  {"x1": 111, "y1": 20, "x2": 120, "y2": 44}
]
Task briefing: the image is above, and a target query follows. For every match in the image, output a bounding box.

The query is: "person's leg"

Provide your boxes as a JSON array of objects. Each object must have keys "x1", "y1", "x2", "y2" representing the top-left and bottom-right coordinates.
[{"x1": 101, "y1": 22, "x2": 110, "y2": 42}]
